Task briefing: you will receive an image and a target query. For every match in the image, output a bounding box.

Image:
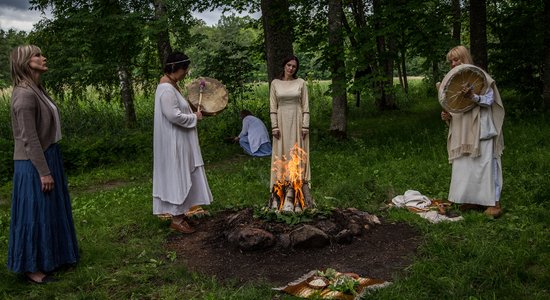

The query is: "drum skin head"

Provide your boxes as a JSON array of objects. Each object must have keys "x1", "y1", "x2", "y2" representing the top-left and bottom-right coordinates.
[
  {"x1": 438, "y1": 64, "x2": 487, "y2": 113},
  {"x1": 185, "y1": 77, "x2": 229, "y2": 116}
]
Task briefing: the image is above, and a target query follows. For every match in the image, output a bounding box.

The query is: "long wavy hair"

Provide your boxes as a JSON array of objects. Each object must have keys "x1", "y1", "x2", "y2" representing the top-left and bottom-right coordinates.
[{"x1": 10, "y1": 44, "x2": 42, "y2": 87}]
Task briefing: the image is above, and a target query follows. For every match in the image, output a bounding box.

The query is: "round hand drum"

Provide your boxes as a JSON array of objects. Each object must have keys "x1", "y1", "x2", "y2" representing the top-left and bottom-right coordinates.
[
  {"x1": 185, "y1": 77, "x2": 228, "y2": 116},
  {"x1": 438, "y1": 64, "x2": 487, "y2": 113}
]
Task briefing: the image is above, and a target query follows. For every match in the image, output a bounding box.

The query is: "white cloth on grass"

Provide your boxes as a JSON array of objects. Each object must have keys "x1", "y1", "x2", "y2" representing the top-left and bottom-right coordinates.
[{"x1": 391, "y1": 190, "x2": 432, "y2": 210}]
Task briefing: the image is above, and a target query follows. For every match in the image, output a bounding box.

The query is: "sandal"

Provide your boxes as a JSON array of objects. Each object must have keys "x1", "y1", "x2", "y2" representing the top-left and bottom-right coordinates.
[
  {"x1": 484, "y1": 206, "x2": 502, "y2": 218},
  {"x1": 185, "y1": 206, "x2": 210, "y2": 218},
  {"x1": 169, "y1": 219, "x2": 195, "y2": 234},
  {"x1": 157, "y1": 214, "x2": 173, "y2": 220},
  {"x1": 459, "y1": 203, "x2": 484, "y2": 212}
]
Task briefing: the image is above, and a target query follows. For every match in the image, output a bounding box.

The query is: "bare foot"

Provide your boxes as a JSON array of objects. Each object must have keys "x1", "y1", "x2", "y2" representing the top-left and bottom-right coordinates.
[{"x1": 25, "y1": 271, "x2": 46, "y2": 283}]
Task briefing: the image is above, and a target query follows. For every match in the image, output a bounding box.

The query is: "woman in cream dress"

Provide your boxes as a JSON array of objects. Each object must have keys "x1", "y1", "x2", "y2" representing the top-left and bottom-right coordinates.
[
  {"x1": 441, "y1": 46, "x2": 505, "y2": 217},
  {"x1": 269, "y1": 55, "x2": 310, "y2": 211}
]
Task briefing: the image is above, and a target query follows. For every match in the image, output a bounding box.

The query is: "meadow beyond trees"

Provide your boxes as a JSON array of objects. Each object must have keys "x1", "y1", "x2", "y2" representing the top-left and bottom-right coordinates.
[{"x1": 1, "y1": 80, "x2": 549, "y2": 299}]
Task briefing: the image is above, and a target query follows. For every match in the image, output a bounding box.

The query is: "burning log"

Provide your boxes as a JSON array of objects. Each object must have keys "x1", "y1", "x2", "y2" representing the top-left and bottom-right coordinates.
[
  {"x1": 269, "y1": 180, "x2": 314, "y2": 212},
  {"x1": 270, "y1": 144, "x2": 315, "y2": 212}
]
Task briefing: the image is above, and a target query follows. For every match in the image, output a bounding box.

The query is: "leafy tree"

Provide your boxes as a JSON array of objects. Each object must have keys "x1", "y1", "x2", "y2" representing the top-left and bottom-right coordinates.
[
  {"x1": 29, "y1": 0, "x2": 146, "y2": 125},
  {"x1": 407, "y1": 0, "x2": 454, "y2": 85},
  {"x1": 452, "y1": 0, "x2": 462, "y2": 44},
  {"x1": 544, "y1": 0, "x2": 550, "y2": 110},
  {"x1": 488, "y1": 0, "x2": 545, "y2": 96},
  {"x1": 28, "y1": 0, "x2": 199, "y2": 126},
  {"x1": 187, "y1": 15, "x2": 261, "y2": 99},
  {"x1": 372, "y1": 0, "x2": 399, "y2": 110},
  {"x1": 261, "y1": 0, "x2": 294, "y2": 83},
  {"x1": 470, "y1": 0, "x2": 488, "y2": 71},
  {"x1": 343, "y1": 0, "x2": 377, "y2": 106},
  {"x1": 152, "y1": 0, "x2": 173, "y2": 66},
  {"x1": 0, "y1": 29, "x2": 28, "y2": 88},
  {"x1": 328, "y1": 0, "x2": 347, "y2": 137}
]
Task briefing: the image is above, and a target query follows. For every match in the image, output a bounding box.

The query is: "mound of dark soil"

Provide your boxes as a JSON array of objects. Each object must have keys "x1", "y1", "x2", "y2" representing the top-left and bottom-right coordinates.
[{"x1": 165, "y1": 208, "x2": 422, "y2": 287}]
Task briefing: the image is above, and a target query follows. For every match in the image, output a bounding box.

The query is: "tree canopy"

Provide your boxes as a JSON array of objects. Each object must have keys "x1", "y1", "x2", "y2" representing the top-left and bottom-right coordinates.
[{"x1": 1, "y1": 0, "x2": 548, "y2": 124}]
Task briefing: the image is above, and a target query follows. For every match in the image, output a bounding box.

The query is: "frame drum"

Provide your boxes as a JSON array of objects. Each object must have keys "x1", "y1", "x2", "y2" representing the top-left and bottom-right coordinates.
[
  {"x1": 438, "y1": 64, "x2": 487, "y2": 113},
  {"x1": 185, "y1": 77, "x2": 228, "y2": 116}
]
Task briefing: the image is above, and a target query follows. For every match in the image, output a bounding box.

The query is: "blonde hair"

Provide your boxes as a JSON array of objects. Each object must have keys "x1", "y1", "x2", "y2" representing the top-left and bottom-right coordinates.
[
  {"x1": 446, "y1": 45, "x2": 474, "y2": 65},
  {"x1": 10, "y1": 45, "x2": 43, "y2": 87}
]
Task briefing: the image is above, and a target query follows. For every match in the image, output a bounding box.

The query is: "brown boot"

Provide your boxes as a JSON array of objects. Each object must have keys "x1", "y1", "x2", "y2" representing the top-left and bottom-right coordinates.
[
  {"x1": 459, "y1": 203, "x2": 484, "y2": 212},
  {"x1": 484, "y1": 202, "x2": 502, "y2": 218}
]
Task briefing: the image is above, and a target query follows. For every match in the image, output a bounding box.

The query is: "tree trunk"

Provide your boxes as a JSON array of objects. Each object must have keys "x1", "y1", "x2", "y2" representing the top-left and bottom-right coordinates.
[
  {"x1": 544, "y1": 0, "x2": 550, "y2": 111},
  {"x1": 373, "y1": 0, "x2": 397, "y2": 111},
  {"x1": 328, "y1": 0, "x2": 347, "y2": 138},
  {"x1": 432, "y1": 60, "x2": 439, "y2": 87},
  {"x1": 261, "y1": 0, "x2": 294, "y2": 83},
  {"x1": 470, "y1": 0, "x2": 488, "y2": 71},
  {"x1": 397, "y1": 61, "x2": 403, "y2": 89},
  {"x1": 347, "y1": 0, "x2": 373, "y2": 108},
  {"x1": 118, "y1": 65, "x2": 137, "y2": 127},
  {"x1": 400, "y1": 46, "x2": 408, "y2": 94},
  {"x1": 153, "y1": 0, "x2": 172, "y2": 67},
  {"x1": 452, "y1": 0, "x2": 461, "y2": 45},
  {"x1": 386, "y1": 36, "x2": 397, "y2": 102}
]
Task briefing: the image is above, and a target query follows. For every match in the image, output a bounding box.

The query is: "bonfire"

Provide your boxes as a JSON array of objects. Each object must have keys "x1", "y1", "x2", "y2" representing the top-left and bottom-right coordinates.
[{"x1": 270, "y1": 144, "x2": 314, "y2": 212}]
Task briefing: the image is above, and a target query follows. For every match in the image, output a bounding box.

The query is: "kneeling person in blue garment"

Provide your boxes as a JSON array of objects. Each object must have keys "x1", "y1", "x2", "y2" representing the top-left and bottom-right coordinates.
[{"x1": 234, "y1": 110, "x2": 272, "y2": 157}]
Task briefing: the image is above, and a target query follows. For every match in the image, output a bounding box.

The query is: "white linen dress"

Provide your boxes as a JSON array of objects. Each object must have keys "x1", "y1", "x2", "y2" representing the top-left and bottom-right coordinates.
[{"x1": 153, "y1": 83, "x2": 213, "y2": 216}]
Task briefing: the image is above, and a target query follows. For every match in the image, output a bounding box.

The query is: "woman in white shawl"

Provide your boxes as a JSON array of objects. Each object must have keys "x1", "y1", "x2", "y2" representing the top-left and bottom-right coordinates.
[
  {"x1": 153, "y1": 52, "x2": 213, "y2": 233},
  {"x1": 441, "y1": 46, "x2": 505, "y2": 218}
]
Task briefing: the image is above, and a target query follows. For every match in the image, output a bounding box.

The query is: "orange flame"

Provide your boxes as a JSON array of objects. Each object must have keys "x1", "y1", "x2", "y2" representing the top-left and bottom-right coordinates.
[{"x1": 271, "y1": 144, "x2": 308, "y2": 210}]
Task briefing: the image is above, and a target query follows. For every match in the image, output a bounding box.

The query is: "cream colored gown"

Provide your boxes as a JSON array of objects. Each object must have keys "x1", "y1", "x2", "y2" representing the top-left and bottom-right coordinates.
[{"x1": 269, "y1": 78, "x2": 310, "y2": 189}]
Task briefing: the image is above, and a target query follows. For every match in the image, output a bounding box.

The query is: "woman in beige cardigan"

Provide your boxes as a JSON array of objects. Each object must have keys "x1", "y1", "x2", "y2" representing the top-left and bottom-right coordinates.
[
  {"x1": 441, "y1": 46, "x2": 505, "y2": 218},
  {"x1": 8, "y1": 45, "x2": 79, "y2": 283}
]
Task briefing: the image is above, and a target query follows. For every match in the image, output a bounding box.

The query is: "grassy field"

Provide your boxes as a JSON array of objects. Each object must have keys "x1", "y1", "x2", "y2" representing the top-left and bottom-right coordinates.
[{"x1": 0, "y1": 81, "x2": 549, "y2": 299}]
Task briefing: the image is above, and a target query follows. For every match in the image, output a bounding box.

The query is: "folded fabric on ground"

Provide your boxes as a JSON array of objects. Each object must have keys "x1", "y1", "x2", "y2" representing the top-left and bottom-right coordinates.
[
  {"x1": 274, "y1": 269, "x2": 391, "y2": 300},
  {"x1": 391, "y1": 190, "x2": 432, "y2": 210},
  {"x1": 391, "y1": 190, "x2": 463, "y2": 223}
]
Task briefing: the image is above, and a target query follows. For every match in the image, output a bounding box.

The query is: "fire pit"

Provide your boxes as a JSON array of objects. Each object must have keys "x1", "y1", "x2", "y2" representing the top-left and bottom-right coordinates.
[{"x1": 222, "y1": 207, "x2": 381, "y2": 251}]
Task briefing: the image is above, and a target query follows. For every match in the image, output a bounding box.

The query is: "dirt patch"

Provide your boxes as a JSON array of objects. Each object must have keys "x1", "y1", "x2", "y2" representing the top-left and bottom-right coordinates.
[{"x1": 165, "y1": 209, "x2": 422, "y2": 287}]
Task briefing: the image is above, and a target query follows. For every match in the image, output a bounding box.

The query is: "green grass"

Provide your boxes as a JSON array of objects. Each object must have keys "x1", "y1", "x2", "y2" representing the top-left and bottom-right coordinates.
[{"x1": 0, "y1": 81, "x2": 549, "y2": 299}]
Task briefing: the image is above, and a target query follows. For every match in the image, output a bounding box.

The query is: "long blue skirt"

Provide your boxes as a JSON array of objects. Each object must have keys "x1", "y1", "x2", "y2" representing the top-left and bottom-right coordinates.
[{"x1": 7, "y1": 144, "x2": 79, "y2": 273}]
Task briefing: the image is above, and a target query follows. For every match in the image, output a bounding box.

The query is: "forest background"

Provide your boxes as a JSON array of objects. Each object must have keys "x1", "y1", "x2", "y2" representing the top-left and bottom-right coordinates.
[{"x1": 0, "y1": 0, "x2": 549, "y2": 299}]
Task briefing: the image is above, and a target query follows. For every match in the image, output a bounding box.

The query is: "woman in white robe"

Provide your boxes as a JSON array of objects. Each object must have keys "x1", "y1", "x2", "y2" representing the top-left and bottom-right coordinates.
[
  {"x1": 153, "y1": 52, "x2": 213, "y2": 233},
  {"x1": 441, "y1": 46, "x2": 505, "y2": 218}
]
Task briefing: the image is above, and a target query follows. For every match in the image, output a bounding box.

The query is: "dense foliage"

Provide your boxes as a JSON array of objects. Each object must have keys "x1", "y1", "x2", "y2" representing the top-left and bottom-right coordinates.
[
  {"x1": 0, "y1": 29, "x2": 28, "y2": 88},
  {"x1": 0, "y1": 1, "x2": 545, "y2": 105}
]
